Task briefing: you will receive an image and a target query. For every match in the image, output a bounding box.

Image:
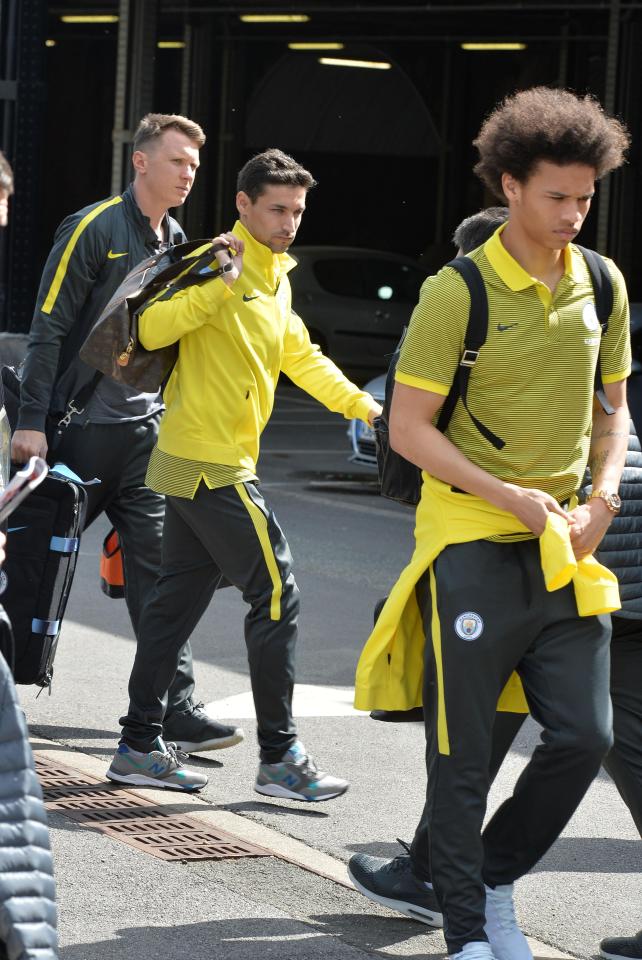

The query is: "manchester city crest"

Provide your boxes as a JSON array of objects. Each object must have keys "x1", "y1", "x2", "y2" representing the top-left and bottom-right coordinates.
[{"x1": 454, "y1": 611, "x2": 484, "y2": 641}]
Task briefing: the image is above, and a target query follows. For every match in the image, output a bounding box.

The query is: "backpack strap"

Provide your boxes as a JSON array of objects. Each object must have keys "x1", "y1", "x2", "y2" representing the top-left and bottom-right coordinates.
[
  {"x1": 436, "y1": 256, "x2": 505, "y2": 450},
  {"x1": 574, "y1": 244, "x2": 615, "y2": 416}
]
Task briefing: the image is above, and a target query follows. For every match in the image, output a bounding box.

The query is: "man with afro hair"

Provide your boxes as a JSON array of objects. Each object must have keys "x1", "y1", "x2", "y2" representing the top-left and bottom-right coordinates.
[{"x1": 350, "y1": 87, "x2": 631, "y2": 960}]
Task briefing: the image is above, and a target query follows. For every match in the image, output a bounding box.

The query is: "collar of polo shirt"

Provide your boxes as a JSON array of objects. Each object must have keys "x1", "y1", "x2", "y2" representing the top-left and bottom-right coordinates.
[{"x1": 482, "y1": 222, "x2": 585, "y2": 292}]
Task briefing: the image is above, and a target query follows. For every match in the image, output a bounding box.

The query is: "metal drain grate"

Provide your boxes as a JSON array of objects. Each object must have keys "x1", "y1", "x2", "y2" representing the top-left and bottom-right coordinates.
[{"x1": 35, "y1": 755, "x2": 271, "y2": 862}]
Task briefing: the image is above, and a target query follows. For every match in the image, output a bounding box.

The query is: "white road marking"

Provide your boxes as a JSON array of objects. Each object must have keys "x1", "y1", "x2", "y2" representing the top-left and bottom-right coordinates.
[
  {"x1": 267, "y1": 420, "x2": 343, "y2": 426},
  {"x1": 205, "y1": 684, "x2": 368, "y2": 719},
  {"x1": 263, "y1": 485, "x2": 413, "y2": 520},
  {"x1": 261, "y1": 449, "x2": 348, "y2": 454}
]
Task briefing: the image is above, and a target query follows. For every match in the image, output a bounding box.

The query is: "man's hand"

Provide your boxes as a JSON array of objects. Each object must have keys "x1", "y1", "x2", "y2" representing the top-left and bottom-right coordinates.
[
  {"x1": 502, "y1": 483, "x2": 569, "y2": 536},
  {"x1": 567, "y1": 500, "x2": 613, "y2": 560},
  {"x1": 11, "y1": 429, "x2": 48, "y2": 463},
  {"x1": 213, "y1": 231, "x2": 244, "y2": 287},
  {"x1": 367, "y1": 403, "x2": 383, "y2": 426}
]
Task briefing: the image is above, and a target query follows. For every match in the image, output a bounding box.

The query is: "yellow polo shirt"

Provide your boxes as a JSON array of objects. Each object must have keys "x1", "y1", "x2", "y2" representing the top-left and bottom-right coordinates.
[
  {"x1": 145, "y1": 447, "x2": 256, "y2": 499},
  {"x1": 396, "y1": 225, "x2": 631, "y2": 503}
]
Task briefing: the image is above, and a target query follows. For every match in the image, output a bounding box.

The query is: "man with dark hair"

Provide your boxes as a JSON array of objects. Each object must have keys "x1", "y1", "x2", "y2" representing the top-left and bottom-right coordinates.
[
  {"x1": 107, "y1": 148, "x2": 382, "y2": 799},
  {"x1": 236, "y1": 147, "x2": 317, "y2": 201},
  {"x1": 351, "y1": 87, "x2": 631, "y2": 960},
  {"x1": 452, "y1": 207, "x2": 508, "y2": 257},
  {"x1": 10, "y1": 113, "x2": 237, "y2": 754}
]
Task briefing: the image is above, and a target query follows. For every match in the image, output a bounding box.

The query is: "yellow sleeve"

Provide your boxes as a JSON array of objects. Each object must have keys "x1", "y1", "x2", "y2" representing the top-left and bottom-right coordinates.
[
  {"x1": 282, "y1": 310, "x2": 374, "y2": 424},
  {"x1": 397, "y1": 266, "x2": 471, "y2": 389},
  {"x1": 139, "y1": 278, "x2": 234, "y2": 349},
  {"x1": 600, "y1": 258, "x2": 631, "y2": 381}
]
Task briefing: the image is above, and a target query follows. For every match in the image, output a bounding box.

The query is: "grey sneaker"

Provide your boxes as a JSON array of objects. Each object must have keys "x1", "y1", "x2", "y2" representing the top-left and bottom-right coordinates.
[
  {"x1": 255, "y1": 740, "x2": 348, "y2": 802},
  {"x1": 600, "y1": 932, "x2": 642, "y2": 960},
  {"x1": 347, "y1": 850, "x2": 443, "y2": 926},
  {"x1": 106, "y1": 737, "x2": 208, "y2": 792},
  {"x1": 164, "y1": 701, "x2": 245, "y2": 754}
]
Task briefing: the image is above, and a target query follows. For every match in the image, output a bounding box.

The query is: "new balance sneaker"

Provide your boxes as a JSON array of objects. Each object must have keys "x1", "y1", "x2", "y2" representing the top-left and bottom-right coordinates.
[
  {"x1": 484, "y1": 884, "x2": 532, "y2": 960},
  {"x1": 347, "y1": 851, "x2": 443, "y2": 927},
  {"x1": 255, "y1": 740, "x2": 348, "y2": 802},
  {"x1": 163, "y1": 701, "x2": 244, "y2": 754},
  {"x1": 451, "y1": 942, "x2": 497, "y2": 960},
  {"x1": 106, "y1": 737, "x2": 208, "y2": 791},
  {"x1": 600, "y1": 931, "x2": 642, "y2": 960}
]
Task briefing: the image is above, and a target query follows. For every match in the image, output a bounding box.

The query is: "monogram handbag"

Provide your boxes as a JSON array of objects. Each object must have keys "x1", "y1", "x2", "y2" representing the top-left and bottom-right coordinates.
[{"x1": 79, "y1": 239, "x2": 228, "y2": 393}]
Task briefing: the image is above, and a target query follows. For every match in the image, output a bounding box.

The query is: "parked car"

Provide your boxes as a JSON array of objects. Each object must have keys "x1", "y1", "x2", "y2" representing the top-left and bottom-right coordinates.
[
  {"x1": 348, "y1": 300, "x2": 642, "y2": 469},
  {"x1": 290, "y1": 246, "x2": 426, "y2": 374},
  {"x1": 348, "y1": 373, "x2": 385, "y2": 468}
]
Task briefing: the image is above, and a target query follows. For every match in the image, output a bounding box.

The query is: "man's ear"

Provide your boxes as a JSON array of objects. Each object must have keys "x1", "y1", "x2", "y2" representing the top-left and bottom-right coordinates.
[
  {"x1": 501, "y1": 172, "x2": 520, "y2": 203},
  {"x1": 236, "y1": 190, "x2": 250, "y2": 216},
  {"x1": 132, "y1": 149, "x2": 148, "y2": 177}
]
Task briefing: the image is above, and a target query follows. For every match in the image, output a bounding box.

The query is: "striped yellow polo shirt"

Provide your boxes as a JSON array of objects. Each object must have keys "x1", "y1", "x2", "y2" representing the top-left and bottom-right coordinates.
[
  {"x1": 396, "y1": 225, "x2": 631, "y2": 504},
  {"x1": 146, "y1": 447, "x2": 256, "y2": 499}
]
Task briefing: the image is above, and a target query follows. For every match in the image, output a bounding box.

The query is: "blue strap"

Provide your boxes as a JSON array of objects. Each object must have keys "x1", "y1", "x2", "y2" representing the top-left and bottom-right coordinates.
[
  {"x1": 50, "y1": 535, "x2": 79, "y2": 553},
  {"x1": 32, "y1": 619, "x2": 60, "y2": 636}
]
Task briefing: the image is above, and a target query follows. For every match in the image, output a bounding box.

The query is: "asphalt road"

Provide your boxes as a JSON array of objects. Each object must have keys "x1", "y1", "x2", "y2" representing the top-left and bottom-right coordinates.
[{"x1": 19, "y1": 382, "x2": 641, "y2": 959}]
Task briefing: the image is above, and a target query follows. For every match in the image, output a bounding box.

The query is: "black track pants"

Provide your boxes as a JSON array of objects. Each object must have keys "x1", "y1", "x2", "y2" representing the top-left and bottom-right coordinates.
[
  {"x1": 410, "y1": 613, "x2": 642, "y2": 880},
  {"x1": 120, "y1": 481, "x2": 299, "y2": 762},
  {"x1": 410, "y1": 711, "x2": 527, "y2": 881},
  {"x1": 417, "y1": 538, "x2": 612, "y2": 955},
  {"x1": 56, "y1": 416, "x2": 195, "y2": 716}
]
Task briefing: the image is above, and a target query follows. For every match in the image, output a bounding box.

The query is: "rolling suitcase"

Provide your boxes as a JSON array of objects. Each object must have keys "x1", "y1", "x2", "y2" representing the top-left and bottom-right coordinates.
[{"x1": 1, "y1": 471, "x2": 87, "y2": 688}]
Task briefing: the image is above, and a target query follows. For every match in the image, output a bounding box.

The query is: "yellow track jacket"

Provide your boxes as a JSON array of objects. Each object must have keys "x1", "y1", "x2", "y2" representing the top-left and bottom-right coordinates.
[
  {"x1": 354, "y1": 473, "x2": 620, "y2": 724},
  {"x1": 138, "y1": 221, "x2": 374, "y2": 470}
]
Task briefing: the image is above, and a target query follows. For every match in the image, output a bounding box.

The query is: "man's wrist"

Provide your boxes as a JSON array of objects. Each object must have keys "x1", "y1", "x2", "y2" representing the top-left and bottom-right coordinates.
[{"x1": 587, "y1": 489, "x2": 621, "y2": 515}]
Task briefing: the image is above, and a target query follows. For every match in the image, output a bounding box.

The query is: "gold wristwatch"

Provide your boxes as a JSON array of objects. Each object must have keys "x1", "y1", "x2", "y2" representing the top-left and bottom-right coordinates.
[{"x1": 588, "y1": 489, "x2": 622, "y2": 514}]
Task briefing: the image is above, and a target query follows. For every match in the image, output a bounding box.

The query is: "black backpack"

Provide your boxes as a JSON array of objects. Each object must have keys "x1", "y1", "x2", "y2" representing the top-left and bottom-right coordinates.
[{"x1": 375, "y1": 246, "x2": 614, "y2": 506}]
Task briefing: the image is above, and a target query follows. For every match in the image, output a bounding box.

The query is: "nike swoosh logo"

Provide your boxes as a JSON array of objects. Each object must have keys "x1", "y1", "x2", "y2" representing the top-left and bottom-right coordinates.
[
  {"x1": 497, "y1": 323, "x2": 518, "y2": 332},
  {"x1": 107, "y1": 250, "x2": 128, "y2": 260},
  {"x1": 243, "y1": 294, "x2": 260, "y2": 302}
]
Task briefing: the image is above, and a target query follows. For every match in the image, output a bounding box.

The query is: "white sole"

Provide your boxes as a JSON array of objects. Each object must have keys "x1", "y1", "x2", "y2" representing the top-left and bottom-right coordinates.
[
  {"x1": 254, "y1": 782, "x2": 348, "y2": 802},
  {"x1": 105, "y1": 770, "x2": 206, "y2": 792},
  {"x1": 347, "y1": 865, "x2": 443, "y2": 927},
  {"x1": 172, "y1": 729, "x2": 245, "y2": 754},
  {"x1": 600, "y1": 952, "x2": 638, "y2": 960}
]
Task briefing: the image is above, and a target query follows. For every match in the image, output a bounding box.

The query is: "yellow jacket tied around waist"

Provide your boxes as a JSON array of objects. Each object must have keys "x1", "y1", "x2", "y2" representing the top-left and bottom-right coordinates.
[{"x1": 354, "y1": 474, "x2": 620, "y2": 717}]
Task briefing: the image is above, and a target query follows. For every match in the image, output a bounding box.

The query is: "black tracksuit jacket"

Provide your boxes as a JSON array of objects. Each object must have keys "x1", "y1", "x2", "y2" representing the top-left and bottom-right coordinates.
[{"x1": 17, "y1": 185, "x2": 185, "y2": 432}]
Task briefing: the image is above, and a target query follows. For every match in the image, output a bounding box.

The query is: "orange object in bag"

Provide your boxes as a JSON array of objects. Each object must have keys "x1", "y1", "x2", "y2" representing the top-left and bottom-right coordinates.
[{"x1": 100, "y1": 527, "x2": 125, "y2": 598}]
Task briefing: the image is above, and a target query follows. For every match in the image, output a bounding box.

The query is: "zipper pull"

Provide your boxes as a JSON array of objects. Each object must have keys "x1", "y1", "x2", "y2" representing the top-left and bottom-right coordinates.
[{"x1": 117, "y1": 337, "x2": 135, "y2": 367}]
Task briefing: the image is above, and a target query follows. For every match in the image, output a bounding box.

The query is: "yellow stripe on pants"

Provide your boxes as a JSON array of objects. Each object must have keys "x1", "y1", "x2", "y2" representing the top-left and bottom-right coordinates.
[
  {"x1": 235, "y1": 483, "x2": 282, "y2": 621},
  {"x1": 429, "y1": 564, "x2": 450, "y2": 755}
]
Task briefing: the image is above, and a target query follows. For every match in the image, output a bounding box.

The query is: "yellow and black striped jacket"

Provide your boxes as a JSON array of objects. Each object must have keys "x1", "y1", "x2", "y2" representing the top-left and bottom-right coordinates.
[{"x1": 17, "y1": 185, "x2": 185, "y2": 431}]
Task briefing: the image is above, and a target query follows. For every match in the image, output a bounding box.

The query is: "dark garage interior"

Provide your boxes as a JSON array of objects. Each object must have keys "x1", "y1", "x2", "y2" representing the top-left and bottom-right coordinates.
[{"x1": 1, "y1": 0, "x2": 641, "y2": 335}]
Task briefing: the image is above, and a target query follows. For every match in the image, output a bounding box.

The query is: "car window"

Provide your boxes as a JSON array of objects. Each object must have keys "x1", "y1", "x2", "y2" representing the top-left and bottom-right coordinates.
[
  {"x1": 312, "y1": 259, "x2": 367, "y2": 298},
  {"x1": 363, "y1": 260, "x2": 425, "y2": 304}
]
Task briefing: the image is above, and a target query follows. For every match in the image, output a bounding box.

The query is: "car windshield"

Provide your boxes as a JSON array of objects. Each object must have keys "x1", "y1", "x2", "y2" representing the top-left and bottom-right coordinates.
[{"x1": 312, "y1": 257, "x2": 424, "y2": 304}]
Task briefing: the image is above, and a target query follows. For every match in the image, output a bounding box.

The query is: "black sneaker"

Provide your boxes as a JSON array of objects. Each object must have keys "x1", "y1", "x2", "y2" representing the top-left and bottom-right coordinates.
[
  {"x1": 370, "y1": 708, "x2": 424, "y2": 722},
  {"x1": 347, "y1": 851, "x2": 443, "y2": 926},
  {"x1": 600, "y1": 931, "x2": 642, "y2": 960},
  {"x1": 163, "y1": 701, "x2": 244, "y2": 754}
]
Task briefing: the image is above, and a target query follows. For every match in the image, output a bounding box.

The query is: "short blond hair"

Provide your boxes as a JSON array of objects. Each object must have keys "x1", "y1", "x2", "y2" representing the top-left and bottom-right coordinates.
[{"x1": 133, "y1": 113, "x2": 206, "y2": 152}]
